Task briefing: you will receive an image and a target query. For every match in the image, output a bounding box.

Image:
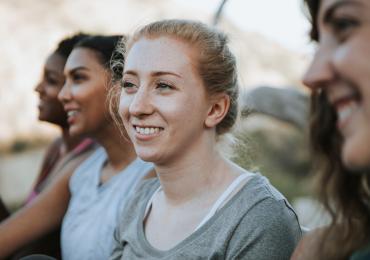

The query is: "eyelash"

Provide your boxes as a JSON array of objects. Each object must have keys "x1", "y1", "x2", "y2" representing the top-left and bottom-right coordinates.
[
  {"x1": 156, "y1": 82, "x2": 173, "y2": 90},
  {"x1": 46, "y1": 76, "x2": 59, "y2": 85},
  {"x1": 121, "y1": 80, "x2": 174, "y2": 92},
  {"x1": 121, "y1": 80, "x2": 138, "y2": 94},
  {"x1": 331, "y1": 16, "x2": 359, "y2": 40},
  {"x1": 71, "y1": 74, "x2": 86, "y2": 82},
  {"x1": 122, "y1": 81, "x2": 135, "y2": 88}
]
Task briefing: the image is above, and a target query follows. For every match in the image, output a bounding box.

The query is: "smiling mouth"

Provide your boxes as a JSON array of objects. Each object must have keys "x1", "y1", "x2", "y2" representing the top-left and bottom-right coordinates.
[
  {"x1": 67, "y1": 111, "x2": 78, "y2": 117},
  {"x1": 331, "y1": 92, "x2": 361, "y2": 129},
  {"x1": 134, "y1": 126, "x2": 163, "y2": 135}
]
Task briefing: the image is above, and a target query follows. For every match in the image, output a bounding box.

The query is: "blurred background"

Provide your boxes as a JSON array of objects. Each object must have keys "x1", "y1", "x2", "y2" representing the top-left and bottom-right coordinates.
[{"x1": 0, "y1": 0, "x2": 328, "y2": 228}]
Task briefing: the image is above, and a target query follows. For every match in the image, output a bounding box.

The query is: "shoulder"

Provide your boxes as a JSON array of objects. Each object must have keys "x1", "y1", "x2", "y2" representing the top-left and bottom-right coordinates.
[
  {"x1": 69, "y1": 147, "x2": 106, "y2": 189},
  {"x1": 239, "y1": 174, "x2": 300, "y2": 231},
  {"x1": 235, "y1": 173, "x2": 293, "y2": 207},
  {"x1": 225, "y1": 174, "x2": 302, "y2": 258}
]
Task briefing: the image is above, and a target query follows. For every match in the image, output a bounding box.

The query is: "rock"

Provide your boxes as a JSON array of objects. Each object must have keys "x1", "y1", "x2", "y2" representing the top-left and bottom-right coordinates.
[{"x1": 242, "y1": 86, "x2": 309, "y2": 129}]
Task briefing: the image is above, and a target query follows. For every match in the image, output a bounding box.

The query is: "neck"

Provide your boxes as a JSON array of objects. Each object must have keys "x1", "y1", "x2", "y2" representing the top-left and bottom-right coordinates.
[
  {"x1": 60, "y1": 127, "x2": 84, "y2": 152},
  {"x1": 95, "y1": 123, "x2": 136, "y2": 171},
  {"x1": 155, "y1": 135, "x2": 235, "y2": 206}
]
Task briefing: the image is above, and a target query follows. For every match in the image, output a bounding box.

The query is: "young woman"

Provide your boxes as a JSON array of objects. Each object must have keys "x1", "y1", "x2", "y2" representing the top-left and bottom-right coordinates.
[
  {"x1": 291, "y1": 0, "x2": 370, "y2": 259},
  {"x1": 0, "y1": 33, "x2": 97, "y2": 259},
  {"x1": 30, "y1": 33, "x2": 96, "y2": 204},
  {"x1": 111, "y1": 19, "x2": 301, "y2": 259},
  {"x1": 58, "y1": 35, "x2": 154, "y2": 260},
  {"x1": 0, "y1": 35, "x2": 153, "y2": 260}
]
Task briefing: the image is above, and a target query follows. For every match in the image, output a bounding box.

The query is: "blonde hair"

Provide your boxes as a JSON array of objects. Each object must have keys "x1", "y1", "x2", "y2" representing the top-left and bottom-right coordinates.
[{"x1": 114, "y1": 19, "x2": 239, "y2": 135}]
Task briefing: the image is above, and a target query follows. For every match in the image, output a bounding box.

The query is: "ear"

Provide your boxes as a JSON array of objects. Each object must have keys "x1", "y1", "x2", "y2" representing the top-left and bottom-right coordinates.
[{"x1": 205, "y1": 94, "x2": 230, "y2": 129}]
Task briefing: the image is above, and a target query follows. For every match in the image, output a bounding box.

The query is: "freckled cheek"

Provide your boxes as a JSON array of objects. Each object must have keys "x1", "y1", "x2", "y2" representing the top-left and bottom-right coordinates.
[
  {"x1": 118, "y1": 95, "x2": 132, "y2": 121},
  {"x1": 164, "y1": 99, "x2": 194, "y2": 124}
]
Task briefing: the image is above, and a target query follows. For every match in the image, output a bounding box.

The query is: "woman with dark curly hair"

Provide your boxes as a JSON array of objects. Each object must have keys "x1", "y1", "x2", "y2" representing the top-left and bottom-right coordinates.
[{"x1": 292, "y1": 0, "x2": 370, "y2": 259}]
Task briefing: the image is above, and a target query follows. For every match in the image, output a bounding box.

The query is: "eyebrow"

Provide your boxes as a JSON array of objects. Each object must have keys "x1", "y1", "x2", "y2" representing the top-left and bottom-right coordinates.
[
  {"x1": 66, "y1": 66, "x2": 89, "y2": 75},
  {"x1": 124, "y1": 70, "x2": 182, "y2": 78},
  {"x1": 323, "y1": 0, "x2": 363, "y2": 24},
  {"x1": 45, "y1": 69, "x2": 61, "y2": 77}
]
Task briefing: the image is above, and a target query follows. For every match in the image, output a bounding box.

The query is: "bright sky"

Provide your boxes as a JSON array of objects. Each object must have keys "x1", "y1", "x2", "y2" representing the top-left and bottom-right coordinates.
[{"x1": 175, "y1": 0, "x2": 313, "y2": 54}]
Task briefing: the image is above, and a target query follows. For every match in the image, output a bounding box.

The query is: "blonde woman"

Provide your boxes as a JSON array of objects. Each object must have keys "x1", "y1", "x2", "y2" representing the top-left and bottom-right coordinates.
[{"x1": 111, "y1": 19, "x2": 301, "y2": 259}]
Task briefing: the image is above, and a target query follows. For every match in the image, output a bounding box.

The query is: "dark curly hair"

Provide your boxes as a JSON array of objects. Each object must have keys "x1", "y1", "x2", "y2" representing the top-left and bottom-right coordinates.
[{"x1": 54, "y1": 33, "x2": 89, "y2": 59}]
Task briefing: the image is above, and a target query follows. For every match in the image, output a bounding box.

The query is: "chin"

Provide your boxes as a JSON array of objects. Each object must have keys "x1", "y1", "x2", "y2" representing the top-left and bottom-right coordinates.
[
  {"x1": 134, "y1": 148, "x2": 160, "y2": 163},
  {"x1": 69, "y1": 126, "x2": 83, "y2": 137},
  {"x1": 136, "y1": 153, "x2": 156, "y2": 163}
]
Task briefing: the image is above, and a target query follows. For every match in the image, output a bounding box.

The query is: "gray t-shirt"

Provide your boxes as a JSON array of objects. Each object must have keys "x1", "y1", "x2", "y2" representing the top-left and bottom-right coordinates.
[
  {"x1": 61, "y1": 147, "x2": 153, "y2": 260},
  {"x1": 111, "y1": 174, "x2": 301, "y2": 259}
]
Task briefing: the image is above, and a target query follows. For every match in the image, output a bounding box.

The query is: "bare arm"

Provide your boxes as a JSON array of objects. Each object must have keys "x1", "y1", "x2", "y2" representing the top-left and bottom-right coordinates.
[{"x1": 0, "y1": 169, "x2": 73, "y2": 259}]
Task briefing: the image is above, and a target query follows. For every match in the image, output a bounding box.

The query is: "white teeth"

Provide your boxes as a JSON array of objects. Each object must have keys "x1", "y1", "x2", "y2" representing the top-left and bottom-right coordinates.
[
  {"x1": 67, "y1": 111, "x2": 77, "y2": 117},
  {"x1": 135, "y1": 126, "x2": 160, "y2": 135},
  {"x1": 337, "y1": 101, "x2": 359, "y2": 124}
]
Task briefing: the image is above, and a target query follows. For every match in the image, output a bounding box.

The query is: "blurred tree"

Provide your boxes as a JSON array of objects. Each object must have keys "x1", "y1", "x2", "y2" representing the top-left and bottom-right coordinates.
[{"x1": 213, "y1": 0, "x2": 229, "y2": 26}]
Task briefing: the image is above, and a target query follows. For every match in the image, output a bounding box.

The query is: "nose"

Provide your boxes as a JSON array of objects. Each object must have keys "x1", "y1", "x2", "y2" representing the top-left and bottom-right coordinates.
[
  {"x1": 303, "y1": 46, "x2": 334, "y2": 91},
  {"x1": 58, "y1": 81, "x2": 72, "y2": 104},
  {"x1": 34, "y1": 81, "x2": 44, "y2": 94},
  {"x1": 128, "y1": 87, "x2": 153, "y2": 117}
]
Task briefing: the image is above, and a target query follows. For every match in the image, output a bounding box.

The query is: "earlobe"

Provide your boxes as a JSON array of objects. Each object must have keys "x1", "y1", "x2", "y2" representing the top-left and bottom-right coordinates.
[{"x1": 204, "y1": 94, "x2": 230, "y2": 128}]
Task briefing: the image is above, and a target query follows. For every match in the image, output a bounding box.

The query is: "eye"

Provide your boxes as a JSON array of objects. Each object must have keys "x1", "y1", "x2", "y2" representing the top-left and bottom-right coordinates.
[
  {"x1": 72, "y1": 73, "x2": 87, "y2": 82},
  {"x1": 121, "y1": 80, "x2": 137, "y2": 94},
  {"x1": 331, "y1": 17, "x2": 359, "y2": 41},
  {"x1": 156, "y1": 82, "x2": 174, "y2": 91},
  {"x1": 45, "y1": 75, "x2": 59, "y2": 86}
]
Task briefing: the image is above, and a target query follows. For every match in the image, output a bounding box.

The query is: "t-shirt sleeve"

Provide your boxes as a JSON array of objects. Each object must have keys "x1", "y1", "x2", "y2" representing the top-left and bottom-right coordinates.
[{"x1": 227, "y1": 197, "x2": 302, "y2": 260}]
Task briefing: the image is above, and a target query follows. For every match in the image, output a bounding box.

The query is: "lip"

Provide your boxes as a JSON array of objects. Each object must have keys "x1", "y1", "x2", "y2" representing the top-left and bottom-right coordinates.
[{"x1": 64, "y1": 106, "x2": 80, "y2": 125}]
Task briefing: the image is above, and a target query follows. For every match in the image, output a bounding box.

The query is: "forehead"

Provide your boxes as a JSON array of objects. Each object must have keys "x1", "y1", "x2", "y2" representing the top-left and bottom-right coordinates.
[
  {"x1": 124, "y1": 36, "x2": 196, "y2": 74},
  {"x1": 319, "y1": 0, "x2": 368, "y2": 19},
  {"x1": 65, "y1": 47, "x2": 103, "y2": 71},
  {"x1": 45, "y1": 53, "x2": 65, "y2": 72}
]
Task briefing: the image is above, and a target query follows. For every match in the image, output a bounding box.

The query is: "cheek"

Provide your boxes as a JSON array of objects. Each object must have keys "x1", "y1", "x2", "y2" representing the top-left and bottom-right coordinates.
[
  {"x1": 342, "y1": 127, "x2": 370, "y2": 170},
  {"x1": 45, "y1": 87, "x2": 60, "y2": 99},
  {"x1": 336, "y1": 39, "x2": 370, "y2": 82},
  {"x1": 118, "y1": 93, "x2": 132, "y2": 121}
]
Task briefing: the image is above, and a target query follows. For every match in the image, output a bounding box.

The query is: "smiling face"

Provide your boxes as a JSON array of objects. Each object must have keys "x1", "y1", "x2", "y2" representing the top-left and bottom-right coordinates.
[
  {"x1": 35, "y1": 53, "x2": 68, "y2": 127},
  {"x1": 119, "y1": 37, "x2": 213, "y2": 165},
  {"x1": 303, "y1": 0, "x2": 370, "y2": 170},
  {"x1": 58, "y1": 47, "x2": 111, "y2": 137}
]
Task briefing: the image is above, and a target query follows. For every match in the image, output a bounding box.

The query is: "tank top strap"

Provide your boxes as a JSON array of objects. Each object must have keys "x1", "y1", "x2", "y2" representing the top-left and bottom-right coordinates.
[{"x1": 195, "y1": 173, "x2": 251, "y2": 231}]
